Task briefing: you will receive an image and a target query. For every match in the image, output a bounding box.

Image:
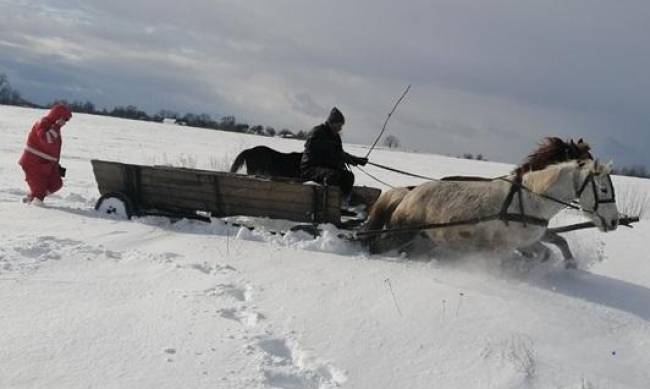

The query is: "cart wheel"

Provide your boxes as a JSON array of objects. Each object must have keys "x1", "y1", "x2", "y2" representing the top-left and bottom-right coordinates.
[{"x1": 95, "y1": 192, "x2": 134, "y2": 220}]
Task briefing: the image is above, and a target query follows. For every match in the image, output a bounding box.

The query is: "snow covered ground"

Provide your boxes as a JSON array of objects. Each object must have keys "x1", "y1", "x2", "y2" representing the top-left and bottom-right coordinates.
[{"x1": 1, "y1": 105, "x2": 649, "y2": 389}]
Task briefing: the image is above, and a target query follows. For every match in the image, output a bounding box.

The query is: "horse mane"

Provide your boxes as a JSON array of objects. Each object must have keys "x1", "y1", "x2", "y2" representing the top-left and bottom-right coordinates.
[
  {"x1": 524, "y1": 159, "x2": 602, "y2": 194},
  {"x1": 514, "y1": 137, "x2": 592, "y2": 176},
  {"x1": 522, "y1": 161, "x2": 569, "y2": 194}
]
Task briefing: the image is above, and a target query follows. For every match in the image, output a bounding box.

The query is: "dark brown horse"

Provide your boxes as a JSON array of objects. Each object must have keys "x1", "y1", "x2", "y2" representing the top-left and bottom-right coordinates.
[{"x1": 230, "y1": 146, "x2": 302, "y2": 179}]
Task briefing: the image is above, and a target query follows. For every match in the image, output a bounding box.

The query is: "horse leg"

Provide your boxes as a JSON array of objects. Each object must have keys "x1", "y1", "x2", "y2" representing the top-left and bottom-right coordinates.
[
  {"x1": 368, "y1": 232, "x2": 416, "y2": 255},
  {"x1": 368, "y1": 233, "x2": 394, "y2": 254},
  {"x1": 517, "y1": 241, "x2": 551, "y2": 262},
  {"x1": 396, "y1": 232, "x2": 438, "y2": 259},
  {"x1": 541, "y1": 231, "x2": 577, "y2": 269}
]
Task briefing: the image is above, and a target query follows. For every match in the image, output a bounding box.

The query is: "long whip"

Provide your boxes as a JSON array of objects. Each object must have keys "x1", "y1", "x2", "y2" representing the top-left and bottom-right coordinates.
[{"x1": 365, "y1": 84, "x2": 411, "y2": 158}]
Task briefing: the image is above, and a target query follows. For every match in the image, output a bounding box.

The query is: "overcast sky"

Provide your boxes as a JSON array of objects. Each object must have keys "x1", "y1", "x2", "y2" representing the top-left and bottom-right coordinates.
[{"x1": 1, "y1": 0, "x2": 649, "y2": 167}]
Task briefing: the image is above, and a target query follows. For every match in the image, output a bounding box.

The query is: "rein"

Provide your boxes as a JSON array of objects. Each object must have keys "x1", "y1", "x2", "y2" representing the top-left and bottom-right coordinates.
[
  {"x1": 498, "y1": 170, "x2": 616, "y2": 218},
  {"x1": 354, "y1": 165, "x2": 395, "y2": 188},
  {"x1": 354, "y1": 174, "x2": 550, "y2": 239},
  {"x1": 367, "y1": 161, "x2": 439, "y2": 181},
  {"x1": 497, "y1": 177, "x2": 582, "y2": 212},
  {"x1": 354, "y1": 213, "x2": 548, "y2": 239},
  {"x1": 355, "y1": 165, "x2": 615, "y2": 238}
]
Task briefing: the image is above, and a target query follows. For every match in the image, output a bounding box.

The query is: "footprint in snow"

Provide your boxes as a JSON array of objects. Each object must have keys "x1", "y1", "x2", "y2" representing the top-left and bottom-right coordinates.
[
  {"x1": 64, "y1": 193, "x2": 90, "y2": 204},
  {"x1": 204, "y1": 283, "x2": 252, "y2": 302},
  {"x1": 2, "y1": 236, "x2": 131, "y2": 275},
  {"x1": 1, "y1": 236, "x2": 81, "y2": 274},
  {"x1": 481, "y1": 333, "x2": 536, "y2": 386},
  {"x1": 255, "y1": 335, "x2": 348, "y2": 389},
  {"x1": 188, "y1": 262, "x2": 237, "y2": 275},
  {"x1": 218, "y1": 307, "x2": 265, "y2": 327}
]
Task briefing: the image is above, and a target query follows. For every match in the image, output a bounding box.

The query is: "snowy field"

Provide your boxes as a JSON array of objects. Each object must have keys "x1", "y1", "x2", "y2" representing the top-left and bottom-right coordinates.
[{"x1": 1, "y1": 105, "x2": 649, "y2": 389}]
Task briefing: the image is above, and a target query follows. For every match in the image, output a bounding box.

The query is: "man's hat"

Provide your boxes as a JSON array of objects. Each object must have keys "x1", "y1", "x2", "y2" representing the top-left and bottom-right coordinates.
[{"x1": 327, "y1": 107, "x2": 345, "y2": 125}]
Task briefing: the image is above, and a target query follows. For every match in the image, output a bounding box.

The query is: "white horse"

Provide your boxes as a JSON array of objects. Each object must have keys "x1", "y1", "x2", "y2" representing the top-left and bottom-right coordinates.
[{"x1": 362, "y1": 159, "x2": 618, "y2": 262}]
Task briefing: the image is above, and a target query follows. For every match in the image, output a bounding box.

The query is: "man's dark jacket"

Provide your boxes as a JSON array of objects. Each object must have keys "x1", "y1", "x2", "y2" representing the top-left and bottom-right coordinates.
[{"x1": 300, "y1": 123, "x2": 355, "y2": 172}]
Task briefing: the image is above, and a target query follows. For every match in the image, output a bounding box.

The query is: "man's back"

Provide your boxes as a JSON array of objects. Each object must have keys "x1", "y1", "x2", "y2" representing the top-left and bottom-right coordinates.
[
  {"x1": 300, "y1": 123, "x2": 345, "y2": 171},
  {"x1": 299, "y1": 107, "x2": 367, "y2": 199}
]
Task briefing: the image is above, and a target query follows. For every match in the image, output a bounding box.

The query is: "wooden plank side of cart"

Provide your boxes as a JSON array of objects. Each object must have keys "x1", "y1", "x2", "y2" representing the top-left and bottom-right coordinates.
[{"x1": 91, "y1": 159, "x2": 342, "y2": 224}]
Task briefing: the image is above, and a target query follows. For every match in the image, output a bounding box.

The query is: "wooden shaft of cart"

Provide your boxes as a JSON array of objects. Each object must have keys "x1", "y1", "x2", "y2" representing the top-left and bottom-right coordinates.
[{"x1": 549, "y1": 216, "x2": 640, "y2": 234}]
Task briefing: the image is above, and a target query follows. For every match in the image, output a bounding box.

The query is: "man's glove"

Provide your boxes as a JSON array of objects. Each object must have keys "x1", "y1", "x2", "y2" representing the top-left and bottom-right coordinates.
[
  {"x1": 59, "y1": 164, "x2": 67, "y2": 178},
  {"x1": 352, "y1": 156, "x2": 368, "y2": 166}
]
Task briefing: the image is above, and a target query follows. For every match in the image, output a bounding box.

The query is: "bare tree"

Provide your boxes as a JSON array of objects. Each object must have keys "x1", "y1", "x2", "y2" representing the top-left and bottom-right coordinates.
[
  {"x1": 383, "y1": 135, "x2": 400, "y2": 149},
  {"x1": 0, "y1": 73, "x2": 22, "y2": 104},
  {"x1": 249, "y1": 125, "x2": 264, "y2": 135},
  {"x1": 0, "y1": 73, "x2": 9, "y2": 95},
  {"x1": 278, "y1": 129, "x2": 295, "y2": 138}
]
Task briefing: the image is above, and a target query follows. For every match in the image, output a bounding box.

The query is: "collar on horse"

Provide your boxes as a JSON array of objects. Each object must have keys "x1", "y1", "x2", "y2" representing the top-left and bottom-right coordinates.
[{"x1": 498, "y1": 173, "x2": 549, "y2": 228}]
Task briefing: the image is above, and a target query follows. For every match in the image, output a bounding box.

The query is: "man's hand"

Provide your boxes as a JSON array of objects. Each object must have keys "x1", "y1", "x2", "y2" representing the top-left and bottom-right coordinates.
[
  {"x1": 58, "y1": 164, "x2": 67, "y2": 178},
  {"x1": 352, "y1": 156, "x2": 368, "y2": 166}
]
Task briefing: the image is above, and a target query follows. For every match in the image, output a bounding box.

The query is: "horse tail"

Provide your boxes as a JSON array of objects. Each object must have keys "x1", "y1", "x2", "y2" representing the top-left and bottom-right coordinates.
[
  {"x1": 363, "y1": 188, "x2": 409, "y2": 233},
  {"x1": 362, "y1": 187, "x2": 414, "y2": 253},
  {"x1": 230, "y1": 149, "x2": 248, "y2": 173},
  {"x1": 365, "y1": 201, "x2": 390, "y2": 232}
]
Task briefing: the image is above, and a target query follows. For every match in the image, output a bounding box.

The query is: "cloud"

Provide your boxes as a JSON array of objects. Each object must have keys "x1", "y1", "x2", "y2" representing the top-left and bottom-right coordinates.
[
  {"x1": 292, "y1": 93, "x2": 325, "y2": 118},
  {"x1": 0, "y1": 0, "x2": 649, "y2": 166}
]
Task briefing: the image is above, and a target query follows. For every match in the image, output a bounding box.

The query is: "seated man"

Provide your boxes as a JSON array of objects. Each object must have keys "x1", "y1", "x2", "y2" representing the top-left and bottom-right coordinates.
[{"x1": 300, "y1": 107, "x2": 368, "y2": 204}]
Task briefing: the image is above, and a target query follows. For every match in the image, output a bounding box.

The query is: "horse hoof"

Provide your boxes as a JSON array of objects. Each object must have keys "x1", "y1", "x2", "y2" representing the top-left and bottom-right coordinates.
[{"x1": 564, "y1": 260, "x2": 578, "y2": 270}]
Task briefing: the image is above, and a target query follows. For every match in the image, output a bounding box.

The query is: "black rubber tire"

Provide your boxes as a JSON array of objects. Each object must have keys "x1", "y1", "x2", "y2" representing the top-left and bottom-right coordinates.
[{"x1": 95, "y1": 192, "x2": 134, "y2": 220}]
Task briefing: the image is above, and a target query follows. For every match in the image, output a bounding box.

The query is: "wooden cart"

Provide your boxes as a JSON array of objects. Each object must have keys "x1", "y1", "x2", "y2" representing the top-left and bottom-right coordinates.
[{"x1": 91, "y1": 159, "x2": 381, "y2": 226}]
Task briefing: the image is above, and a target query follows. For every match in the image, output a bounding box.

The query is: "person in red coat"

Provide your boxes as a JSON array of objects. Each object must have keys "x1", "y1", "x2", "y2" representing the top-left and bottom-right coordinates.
[{"x1": 18, "y1": 103, "x2": 72, "y2": 204}]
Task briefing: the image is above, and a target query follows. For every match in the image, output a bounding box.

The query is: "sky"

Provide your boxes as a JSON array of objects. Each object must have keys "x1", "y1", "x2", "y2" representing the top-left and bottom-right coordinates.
[{"x1": 1, "y1": 0, "x2": 649, "y2": 167}]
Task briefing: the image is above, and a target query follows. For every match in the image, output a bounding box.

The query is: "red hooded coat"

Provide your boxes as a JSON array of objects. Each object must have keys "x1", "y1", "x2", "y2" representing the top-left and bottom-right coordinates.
[
  {"x1": 19, "y1": 104, "x2": 72, "y2": 199},
  {"x1": 19, "y1": 104, "x2": 72, "y2": 172}
]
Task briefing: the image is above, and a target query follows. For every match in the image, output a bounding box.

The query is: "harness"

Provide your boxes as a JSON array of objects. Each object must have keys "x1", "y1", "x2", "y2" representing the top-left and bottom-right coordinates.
[
  {"x1": 497, "y1": 174, "x2": 548, "y2": 228},
  {"x1": 576, "y1": 172, "x2": 616, "y2": 212},
  {"x1": 355, "y1": 169, "x2": 615, "y2": 238},
  {"x1": 574, "y1": 172, "x2": 616, "y2": 229}
]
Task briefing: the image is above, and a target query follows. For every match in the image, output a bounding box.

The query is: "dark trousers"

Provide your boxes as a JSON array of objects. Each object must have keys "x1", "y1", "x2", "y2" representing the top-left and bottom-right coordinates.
[{"x1": 301, "y1": 167, "x2": 354, "y2": 197}]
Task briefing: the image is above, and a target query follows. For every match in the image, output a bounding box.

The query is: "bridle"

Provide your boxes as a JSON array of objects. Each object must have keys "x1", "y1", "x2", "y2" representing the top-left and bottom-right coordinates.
[
  {"x1": 506, "y1": 162, "x2": 616, "y2": 213},
  {"x1": 575, "y1": 171, "x2": 616, "y2": 213},
  {"x1": 496, "y1": 163, "x2": 616, "y2": 229},
  {"x1": 574, "y1": 170, "x2": 617, "y2": 230}
]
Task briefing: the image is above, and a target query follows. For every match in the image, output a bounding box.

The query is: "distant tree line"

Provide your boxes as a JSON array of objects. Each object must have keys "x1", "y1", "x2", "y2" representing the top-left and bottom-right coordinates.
[
  {"x1": 0, "y1": 74, "x2": 38, "y2": 107},
  {"x1": 460, "y1": 153, "x2": 486, "y2": 161},
  {"x1": 612, "y1": 165, "x2": 650, "y2": 179},
  {"x1": 50, "y1": 100, "x2": 308, "y2": 139},
  {"x1": 0, "y1": 73, "x2": 307, "y2": 140},
  {"x1": 457, "y1": 152, "x2": 649, "y2": 179},
  {"x1": 5, "y1": 73, "x2": 649, "y2": 176}
]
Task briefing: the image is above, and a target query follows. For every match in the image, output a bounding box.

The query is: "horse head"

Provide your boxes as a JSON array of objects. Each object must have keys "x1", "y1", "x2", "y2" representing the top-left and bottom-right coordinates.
[{"x1": 575, "y1": 159, "x2": 618, "y2": 232}]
